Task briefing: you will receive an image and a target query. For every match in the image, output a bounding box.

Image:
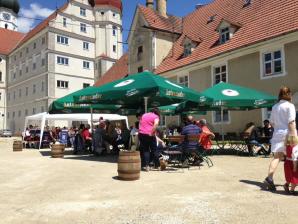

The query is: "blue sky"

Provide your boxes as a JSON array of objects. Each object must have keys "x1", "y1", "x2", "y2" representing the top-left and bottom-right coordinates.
[{"x1": 18, "y1": 0, "x2": 213, "y2": 50}]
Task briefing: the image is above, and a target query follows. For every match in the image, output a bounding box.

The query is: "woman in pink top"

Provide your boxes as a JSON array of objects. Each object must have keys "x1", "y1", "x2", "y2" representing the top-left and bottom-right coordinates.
[{"x1": 139, "y1": 108, "x2": 160, "y2": 171}]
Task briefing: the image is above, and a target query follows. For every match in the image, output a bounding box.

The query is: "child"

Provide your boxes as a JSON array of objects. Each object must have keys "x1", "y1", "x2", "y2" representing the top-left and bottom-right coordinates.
[{"x1": 283, "y1": 135, "x2": 298, "y2": 194}]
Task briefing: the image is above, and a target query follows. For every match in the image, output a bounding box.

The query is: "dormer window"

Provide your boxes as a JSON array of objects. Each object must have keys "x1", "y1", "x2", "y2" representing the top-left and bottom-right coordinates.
[
  {"x1": 181, "y1": 36, "x2": 199, "y2": 58},
  {"x1": 216, "y1": 19, "x2": 241, "y2": 45},
  {"x1": 243, "y1": 0, "x2": 251, "y2": 7},
  {"x1": 184, "y1": 43, "x2": 192, "y2": 57},
  {"x1": 220, "y1": 27, "x2": 230, "y2": 44}
]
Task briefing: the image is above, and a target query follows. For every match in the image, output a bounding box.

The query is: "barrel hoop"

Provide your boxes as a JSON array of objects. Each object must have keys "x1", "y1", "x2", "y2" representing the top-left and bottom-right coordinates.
[
  {"x1": 118, "y1": 170, "x2": 140, "y2": 174},
  {"x1": 118, "y1": 159, "x2": 141, "y2": 163}
]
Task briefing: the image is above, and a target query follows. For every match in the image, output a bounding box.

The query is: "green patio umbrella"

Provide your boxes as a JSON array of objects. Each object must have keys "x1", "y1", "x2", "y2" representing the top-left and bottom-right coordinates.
[
  {"x1": 49, "y1": 87, "x2": 121, "y2": 114},
  {"x1": 157, "y1": 103, "x2": 207, "y2": 116},
  {"x1": 201, "y1": 82, "x2": 277, "y2": 140},
  {"x1": 73, "y1": 71, "x2": 211, "y2": 112},
  {"x1": 202, "y1": 82, "x2": 277, "y2": 109}
]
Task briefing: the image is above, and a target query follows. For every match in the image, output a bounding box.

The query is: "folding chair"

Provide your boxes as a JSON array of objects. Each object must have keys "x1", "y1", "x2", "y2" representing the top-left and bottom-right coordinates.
[{"x1": 183, "y1": 135, "x2": 213, "y2": 168}]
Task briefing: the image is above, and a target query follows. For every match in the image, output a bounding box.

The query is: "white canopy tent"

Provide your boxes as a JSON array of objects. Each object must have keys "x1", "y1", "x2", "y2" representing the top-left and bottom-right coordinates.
[{"x1": 24, "y1": 112, "x2": 129, "y2": 149}]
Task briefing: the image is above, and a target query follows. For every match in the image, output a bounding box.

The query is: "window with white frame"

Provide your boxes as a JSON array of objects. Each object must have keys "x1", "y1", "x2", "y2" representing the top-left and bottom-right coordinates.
[
  {"x1": 262, "y1": 49, "x2": 283, "y2": 77},
  {"x1": 57, "y1": 35, "x2": 69, "y2": 45},
  {"x1": 83, "y1": 42, "x2": 89, "y2": 50},
  {"x1": 113, "y1": 45, "x2": 116, "y2": 53},
  {"x1": 57, "y1": 56, "x2": 69, "y2": 65},
  {"x1": 220, "y1": 27, "x2": 230, "y2": 44},
  {"x1": 112, "y1": 26, "x2": 117, "y2": 36},
  {"x1": 178, "y1": 75, "x2": 189, "y2": 87},
  {"x1": 214, "y1": 65, "x2": 227, "y2": 84},
  {"x1": 213, "y1": 110, "x2": 229, "y2": 123},
  {"x1": 80, "y1": 7, "x2": 86, "y2": 16},
  {"x1": 83, "y1": 61, "x2": 90, "y2": 69},
  {"x1": 83, "y1": 83, "x2": 90, "y2": 88},
  {"x1": 262, "y1": 108, "x2": 272, "y2": 121},
  {"x1": 57, "y1": 80, "x2": 69, "y2": 89},
  {"x1": 160, "y1": 115, "x2": 166, "y2": 126},
  {"x1": 42, "y1": 58, "x2": 45, "y2": 66},
  {"x1": 183, "y1": 43, "x2": 192, "y2": 57},
  {"x1": 80, "y1": 23, "x2": 87, "y2": 33},
  {"x1": 63, "y1": 17, "x2": 67, "y2": 27}
]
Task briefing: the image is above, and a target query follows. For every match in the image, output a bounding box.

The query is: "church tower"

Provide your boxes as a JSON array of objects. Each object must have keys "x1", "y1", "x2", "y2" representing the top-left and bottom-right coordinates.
[{"x1": 0, "y1": 0, "x2": 20, "y2": 31}]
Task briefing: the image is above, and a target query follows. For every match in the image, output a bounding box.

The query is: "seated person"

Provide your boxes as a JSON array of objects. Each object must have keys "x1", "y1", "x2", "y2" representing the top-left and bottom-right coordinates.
[
  {"x1": 59, "y1": 127, "x2": 69, "y2": 145},
  {"x1": 197, "y1": 119, "x2": 215, "y2": 151},
  {"x1": 243, "y1": 122, "x2": 266, "y2": 155},
  {"x1": 93, "y1": 121, "x2": 110, "y2": 155},
  {"x1": 181, "y1": 115, "x2": 202, "y2": 166},
  {"x1": 262, "y1": 120, "x2": 274, "y2": 140},
  {"x1": 81, "y1": 124, "x2": 92, "y2": 153}
]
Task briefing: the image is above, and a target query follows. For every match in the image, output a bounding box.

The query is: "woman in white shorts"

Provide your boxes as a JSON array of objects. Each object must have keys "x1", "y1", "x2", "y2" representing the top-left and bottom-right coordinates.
[{"x1": 264, "y1": 87, "x2": 297, "y2": 191}]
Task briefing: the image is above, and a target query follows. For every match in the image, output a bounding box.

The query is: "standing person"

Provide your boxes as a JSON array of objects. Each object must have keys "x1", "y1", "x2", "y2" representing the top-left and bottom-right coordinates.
[
  {"x1": 264, "y1": 87, "x2": 297, "y2": 191},
  {"x1": 139, "y1": 108, "x2": 160, "y2": 172},
  {"x1": 68, "y1": 127, "x2": 76, "y2": 148},
  {"x1": 283, "y1": 135, "x2": 298, "y2": 194}
]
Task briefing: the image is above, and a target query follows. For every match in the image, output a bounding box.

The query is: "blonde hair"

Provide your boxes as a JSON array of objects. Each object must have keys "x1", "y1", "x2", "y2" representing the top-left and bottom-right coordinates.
[{"x1": 285, "y1": 135, "x2": 298, "y2": 146}]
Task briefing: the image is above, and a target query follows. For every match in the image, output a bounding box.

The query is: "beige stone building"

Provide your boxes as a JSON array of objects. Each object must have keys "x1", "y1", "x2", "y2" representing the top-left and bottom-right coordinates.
[
  {"x1": 1, "y1": 0, "x2": 123, "y2": 132},
  {"x1": 124, "y1": 0, "x2": 298, "y2": 133}
]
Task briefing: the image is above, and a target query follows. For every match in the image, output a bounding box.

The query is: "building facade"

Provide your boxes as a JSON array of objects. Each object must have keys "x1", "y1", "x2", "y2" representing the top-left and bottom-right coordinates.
[
  {"x1": 126, "y1": 0, "x2": 298, "y2": 133},
  {"x1": 2, "y1": 0, "x2": 123, "y2": 132}
]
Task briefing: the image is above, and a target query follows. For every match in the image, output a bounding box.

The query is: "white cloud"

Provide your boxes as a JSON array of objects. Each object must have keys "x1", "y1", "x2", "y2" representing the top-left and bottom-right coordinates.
[{"x1": 18, "y1": 3, "x2": 54, "y2": 33}]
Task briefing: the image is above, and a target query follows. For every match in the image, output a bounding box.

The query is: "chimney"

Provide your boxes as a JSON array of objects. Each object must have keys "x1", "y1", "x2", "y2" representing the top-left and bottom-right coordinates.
[
  {"x1": 146, "y1": 0, "x2": 154, "y2": 9},
  {"x1": 156, "y1": 0, "x2": 167, "y2": 18}
]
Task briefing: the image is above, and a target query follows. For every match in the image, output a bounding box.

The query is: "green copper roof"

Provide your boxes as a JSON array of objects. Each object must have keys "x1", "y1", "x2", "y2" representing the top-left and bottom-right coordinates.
[{"x1": 0, "y1": 0, "x2": 20, "y2": 14}]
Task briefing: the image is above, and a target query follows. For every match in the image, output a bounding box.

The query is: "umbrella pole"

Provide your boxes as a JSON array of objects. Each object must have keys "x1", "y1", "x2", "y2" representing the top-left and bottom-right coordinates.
[
  {"x1": 221, "y1": 107, "x2": 224, "y2": 141},
  {"x1": 144, "y1": 97, "x2": 149, "y2": 113},
  {"x1": 90, "y1": 106, "x2": 94, "y2": 135}
]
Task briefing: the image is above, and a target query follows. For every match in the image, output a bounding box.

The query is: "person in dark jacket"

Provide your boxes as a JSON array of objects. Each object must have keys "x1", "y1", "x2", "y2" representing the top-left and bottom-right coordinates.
[
  {"x1": 244, "y1": 122, "x2": 266, "y2": 156},
  {"x1": 93, "y1": 121, "x2": 110, "y2": 155}
]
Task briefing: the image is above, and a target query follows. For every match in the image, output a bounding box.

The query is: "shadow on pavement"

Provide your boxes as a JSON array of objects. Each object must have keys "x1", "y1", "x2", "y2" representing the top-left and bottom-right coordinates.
[
  {"x1": 64, "y1": 154, "x2": 118, "y2": 163},
  {"x1": 239, "y1": 179, "x2": 290, "y2": 196}
]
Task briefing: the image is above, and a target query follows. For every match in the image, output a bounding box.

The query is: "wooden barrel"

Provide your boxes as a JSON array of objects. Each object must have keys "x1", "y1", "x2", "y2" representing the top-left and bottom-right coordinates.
[
  {"x1": 51, "y1": 144, "x2": 65, "y2": 158},
  {"x1": 118, "y1": 151, "x2": 141, "y2": 181},
  {"x1": 13, "y1": 140, "x2": 23, "y2": 152}
]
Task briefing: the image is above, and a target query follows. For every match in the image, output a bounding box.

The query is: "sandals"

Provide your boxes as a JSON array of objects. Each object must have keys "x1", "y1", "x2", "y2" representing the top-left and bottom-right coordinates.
[{"x1": 283, "y1": 183, "x2": 290, "y2": 193}]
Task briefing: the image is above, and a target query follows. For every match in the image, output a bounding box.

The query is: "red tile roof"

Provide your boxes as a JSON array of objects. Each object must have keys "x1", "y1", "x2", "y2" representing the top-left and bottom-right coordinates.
[
  {"x1": 138, "y1": 5, "x2": 182, "y2": 34},
  {"x1": 94, "y1": 53, "x2": 128, "y2": 87},
  {"x1": 0, "y1": 28, "x2": 25, "y2": 55},
  {"x1": 15, "y1": 2, "x2": 69, "y2": 50},
  {"x1": 92, "y1": 0, "x2": 122, "y2": 12},
  {"x1": 147, "y1": 0, "x2": 298, "y2": 74}
]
